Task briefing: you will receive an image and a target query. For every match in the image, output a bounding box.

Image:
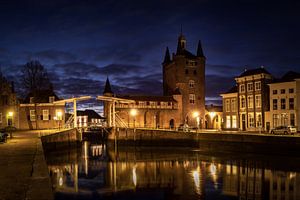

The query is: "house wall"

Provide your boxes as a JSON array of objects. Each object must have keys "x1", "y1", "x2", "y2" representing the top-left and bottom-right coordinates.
[
  {"x1": 19, "y1": 104, "x2": 65, "y2": 130},
  {"x1": 221, "y1": 93, "x2": 238, "y2": 130}
]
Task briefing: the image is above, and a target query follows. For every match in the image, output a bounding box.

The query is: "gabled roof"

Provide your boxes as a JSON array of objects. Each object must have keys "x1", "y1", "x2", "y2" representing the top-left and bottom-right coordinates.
[
  {"x1": 77, "y1": 109, "x2": 105, "y2": 119},
  {"x1": 238, "y1": 67, "x2": 271, "y2": 78},
  {"x1": 116, "y1": 95, "x2": 177, "y2": 102},
  {"x1": 23, "y1": 89, "x2": 60, "y2": 103},
  {"x1": 224, "y1": 85, "x2": 238, "y2": 94}
]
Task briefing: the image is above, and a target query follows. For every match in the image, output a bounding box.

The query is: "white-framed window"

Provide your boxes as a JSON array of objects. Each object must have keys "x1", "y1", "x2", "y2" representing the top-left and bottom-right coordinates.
[
  {"x1": 247, "y1": 95, "x2": 253, "y2": 108},
  {"x1": 281, "y1": 113, "x2": 288, "y2": 126},
  {"x1": 240, "y1": 96, "x2": 246, "y2": 109},
  {"x1": 189, "y1": 94, "x2": 195, "y2": 104},
  {"x1": 139, "y1": 101, "x2": 146, "y2": 108},
  {"x1": 49, "y1": 96, "x2": 55, "y2": 103},
  {"x1": 0, "y1": 113, "x2": 2, "y2": 123},
  {"x1": 248, "y1": 113, "x2": 254, "y2": 127},
  {"x1": 255, "y1": 95, "x2": 261, "y2": 108},
  {"x1": 189, "y1": 80, "x2": 195, "y2": 88},
  {"x1": 256, "y1": 113, "x2": 262, "y2": 127},
  {"x1": 42, "y1": 110, "x2": 49, "y2": 120},
  {"x1": 226, "y1": 116, "x2": 231, "y2": 128},
  {"x1": 240, "y1": 84, "x2": 245, "y2": 93},
  {"x1": 30, "y1": 110, "x2": 36, "y2": 121},
  {"x1": 225, "y1": 99, "x2": 230, "y2": 112},
  {"x1": 247, "y1": 83, "x2": 253, "y2": 92},
  {"x1": 273, "y1": 114, "x2": 279, "y2": 128},
  {"x1": 255, "y1": 81, "x2": 261, "y2": 91},
  {"x1": 231, "y1": 99, "x2": 236, "y2": 112},
  {"x1": 150, "y1": 101, "x2": 156, "y2": 107},
  {"x1": 232, "y1": 115, "x2": 237, "y2": 128}
]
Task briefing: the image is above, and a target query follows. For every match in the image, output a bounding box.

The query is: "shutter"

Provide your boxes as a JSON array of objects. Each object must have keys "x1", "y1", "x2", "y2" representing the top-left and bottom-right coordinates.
[
  {"x1": 41, "y1": 115, "x2": 43, "y2": 120},
  {"x1": 49, "y1": 115, "x2": 51, "y2": 120}
]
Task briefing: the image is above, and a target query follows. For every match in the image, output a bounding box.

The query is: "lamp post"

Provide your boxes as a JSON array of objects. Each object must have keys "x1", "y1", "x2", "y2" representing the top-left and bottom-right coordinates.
[
  {"x1": 57, "y1": 111, "x2": 63, "y2": 130},
  {"x1": 130, "y1": 109, "x2": 137, "y2": 129},
  {"x1": 7, "y1": 112, "x2": 13, "y2": 138}
]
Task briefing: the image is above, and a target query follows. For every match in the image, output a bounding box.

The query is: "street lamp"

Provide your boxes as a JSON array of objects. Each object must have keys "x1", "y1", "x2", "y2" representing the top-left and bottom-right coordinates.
[{"x1": 130, "y1": 109, "x2": 137, "y2": 128}]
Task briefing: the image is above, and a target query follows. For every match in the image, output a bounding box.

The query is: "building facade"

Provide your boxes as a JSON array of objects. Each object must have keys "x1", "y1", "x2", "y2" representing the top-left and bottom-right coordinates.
[
  {"x1": 19, "y1": 90, "x2": 65, "y2": 130},
  {"x1": 221, "y1": 67, "x2": 273, "y2": 131},
  {"x1": 0, "y1": 74, "x2": 19, "y2": 129},
  {"x1": 163, "y1": 33, "x2": 206, "y2": 127},
  {"x1": 265, "y1": 71, "x2": 300, "y2": 131},
  {"x1": 220, "y1": 86, "x2": 238, "y2": 130},
  {"x1": 104, "y1": 33, "x2": 207, "y2": 129}
]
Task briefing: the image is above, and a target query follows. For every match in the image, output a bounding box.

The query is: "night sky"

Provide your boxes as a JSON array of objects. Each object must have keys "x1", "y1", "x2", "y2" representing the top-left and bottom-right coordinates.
[{"x1": 1, "y1": 0, "x2": 300, "y2": 105}]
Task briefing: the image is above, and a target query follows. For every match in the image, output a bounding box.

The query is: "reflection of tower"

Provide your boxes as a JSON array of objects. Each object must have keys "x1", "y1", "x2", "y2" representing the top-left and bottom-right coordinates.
[{"x1": 162, "y1": 32, "x2": 206, "y2": 126}]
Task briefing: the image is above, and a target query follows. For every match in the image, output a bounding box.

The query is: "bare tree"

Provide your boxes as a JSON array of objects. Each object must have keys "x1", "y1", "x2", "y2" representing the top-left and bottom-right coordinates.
[{"x1": 21, "y1": 60, "x2": 52, "y2": 94}]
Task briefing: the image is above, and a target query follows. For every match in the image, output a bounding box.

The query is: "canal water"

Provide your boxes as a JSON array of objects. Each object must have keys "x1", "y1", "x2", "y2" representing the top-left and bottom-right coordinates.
[{"x1": 44, "y1": 141, "x2": 300, "y2": 200}]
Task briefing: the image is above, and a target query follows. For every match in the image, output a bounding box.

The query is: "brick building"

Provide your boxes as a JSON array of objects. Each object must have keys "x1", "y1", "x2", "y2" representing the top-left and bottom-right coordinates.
[
  {"x1": 19, "y1": 90, "x2": 65, "y2": 130},
  {"x1": 0, "y1": 73, "x2": 19, "y2": 129},
  {"x1": 103, "y1": 32, "x2": 206, "y2": 129}
]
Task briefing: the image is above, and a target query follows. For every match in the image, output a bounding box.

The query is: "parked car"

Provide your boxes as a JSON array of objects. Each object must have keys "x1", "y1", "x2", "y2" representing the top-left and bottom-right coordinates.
[
  {"x1": 270, "y1": 126, "x2": 297, "y2": 135},
  {"x1": 178, "y1": 124, "x2": 190, "y2": 132},
  {"x1": 0, "y1": 132, "x2": 8, "y2": 142}
]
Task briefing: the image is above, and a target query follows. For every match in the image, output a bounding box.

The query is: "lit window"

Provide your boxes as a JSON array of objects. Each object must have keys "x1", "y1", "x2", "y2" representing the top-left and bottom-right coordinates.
[
  {"x1": 42, "y1": 110, "x2": 49, "y2": 120},
  {"x1": 255, "y1": 95, "x2": 261, "y2": 108},
  {"x1": 247, "y1": 83, "x2": 253, "y2": 92},
  {"x1": 55, "y1": 110, "x2": 63, "y2": 120},
  {"x1": 226, "y1": 116, "x2": 231, "y2": 128},
  {"x1": 281, "y1": 89, "x2": 285, "y2": 94},
  {"x1": 256, "y1": 113, "x2": 262, "y2": 127},
  {"x1": 255, "y1": 82, "x2": 261, "y2": 91},
  {"x1": 248, "y1": 113, "x2": 254, "y2": 127},
  {"x1": 189, "y1": 94, "x2": 195, "y2": 104},
  {"x1": 189, "y1": 80, "x2": 195, "y2": 88},
  {"x1": 30, "y1": 110, "x2": 36, "y2": 121},
  {"x1": 273, "y1": 114, "x2": 279, "y2": 128},
  {"x1": 247, "y1": 96, "x2": 253, "y2": 108},
  {"x1": 232, "y1": 115, "x2": 237, "y2": 128},
  {"x1": 273, "y1": 90, "x2": 277, "y2": 95},
  {"x1": 289, "y1": 88, "x2": 294, "y2": 93}
]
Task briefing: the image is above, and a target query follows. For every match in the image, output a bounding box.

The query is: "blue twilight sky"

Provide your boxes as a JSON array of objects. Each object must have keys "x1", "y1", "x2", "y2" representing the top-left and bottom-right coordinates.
[{"x1": 0, "y1": 0, "x2": 300, "y2": 105}]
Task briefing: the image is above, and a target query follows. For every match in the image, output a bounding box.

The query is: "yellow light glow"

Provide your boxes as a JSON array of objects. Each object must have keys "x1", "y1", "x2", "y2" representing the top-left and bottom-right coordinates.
[
  {"x1": 193, "y1": 111, "x2": 199, "y2": 118},
  {"x1": 56, "y1": 110, "x2": 63, "y2": 120},
  {"x1": 8, "y1": 112, "x2": 13, "y2": 117},
  {"x1": 132, "y1": 165, "x2": 137, "y2": 187},
  {"x1": 209, "y1": 112, "x2": 216, "y2": 119},
  {"x1": 192, "y1": 166, "x2": 201, "y2": 195},
  {"x1": 130, "y1": 109, "x2": 137, "y2": 117}
]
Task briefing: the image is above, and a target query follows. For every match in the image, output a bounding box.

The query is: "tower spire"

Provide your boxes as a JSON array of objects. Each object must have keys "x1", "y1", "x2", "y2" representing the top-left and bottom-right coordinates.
[
  {"x1": 197, "y1": 40, "x2": 204, "y2": 57},
  {"x1": 103, "y1": 77, "x2": 113, "y2": 95},
  {"x1": 163, "y1": 47, "x2": 171, "y2": 64}
]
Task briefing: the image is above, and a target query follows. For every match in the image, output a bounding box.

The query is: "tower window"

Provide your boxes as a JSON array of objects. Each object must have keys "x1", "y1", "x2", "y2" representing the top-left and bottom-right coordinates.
[
  {"x1": 189, "y1": 94, "x2": 195, "y2": 104},
  {"x1": 185, "y1": 69, "x2": 188, "y2": 74},
  {"x1": 189, "y1": 80, "x2": 195, "y2": 88},
  {"x1": 193, "y1": 70, "x2": 197, "y2": 75}
]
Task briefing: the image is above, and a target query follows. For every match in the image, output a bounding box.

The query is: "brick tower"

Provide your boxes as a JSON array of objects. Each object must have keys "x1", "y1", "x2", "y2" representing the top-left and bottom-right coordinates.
[{"x1": 162, "y1": 32, "x2": 206, "y2": 127}]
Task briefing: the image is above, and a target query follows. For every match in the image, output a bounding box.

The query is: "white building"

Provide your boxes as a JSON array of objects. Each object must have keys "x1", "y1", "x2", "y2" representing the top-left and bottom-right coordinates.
[{"x1": 266, "y1": 71, "x2": 300, "y2": 131}]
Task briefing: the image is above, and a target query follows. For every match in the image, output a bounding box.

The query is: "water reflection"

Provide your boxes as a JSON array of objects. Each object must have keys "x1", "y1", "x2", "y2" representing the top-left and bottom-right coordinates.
[{"x1": 45, "y1": 142, "x2": 300, "y2": 200}]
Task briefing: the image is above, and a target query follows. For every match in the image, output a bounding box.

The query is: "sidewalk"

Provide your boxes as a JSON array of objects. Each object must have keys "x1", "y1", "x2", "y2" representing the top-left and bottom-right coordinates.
[{"x1": 0, "y1": 130, "x2": 54, "y2": 200}]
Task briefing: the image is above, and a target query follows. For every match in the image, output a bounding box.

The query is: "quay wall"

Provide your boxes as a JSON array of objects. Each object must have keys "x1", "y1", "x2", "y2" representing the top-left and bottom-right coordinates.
[
  {"x1": 108, "y1": 128, "x2": 300, "y2": 154},
  {"x1": 41, "y1": 128, "x2": 82, "y2": 150}
]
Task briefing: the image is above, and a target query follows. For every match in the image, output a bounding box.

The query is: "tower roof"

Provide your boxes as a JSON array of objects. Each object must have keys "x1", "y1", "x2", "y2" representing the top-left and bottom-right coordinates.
[
  {"x1": 103, "y1": 77, "x2": 113, "y2": 94},
  {"x1": 163, "y1": 47, "x2": 171, "y2": 64},
  {"x1": 197, "y1": 40, "x2": 204, "y2": 57}
]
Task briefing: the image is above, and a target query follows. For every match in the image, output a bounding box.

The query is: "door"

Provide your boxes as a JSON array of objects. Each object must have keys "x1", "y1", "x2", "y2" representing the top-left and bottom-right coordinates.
[{"x1": 242, "y1": 114, "x2": 246, "y2": 131}]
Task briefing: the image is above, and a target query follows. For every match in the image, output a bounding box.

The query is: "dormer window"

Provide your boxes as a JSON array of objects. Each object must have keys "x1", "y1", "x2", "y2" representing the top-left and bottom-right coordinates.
[
  {"x1": 30, "y1": 97, "x2": 34, "y2": 104},
  {"x1": 49, "y1": 96, "x2": 55, "y2": 103}
]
